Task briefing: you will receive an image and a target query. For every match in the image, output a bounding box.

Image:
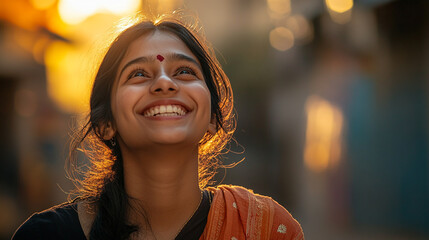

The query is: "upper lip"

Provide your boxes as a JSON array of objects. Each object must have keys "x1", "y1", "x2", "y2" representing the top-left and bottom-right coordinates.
[{"x1": 140, "y1": 99, "x2": 191, "y2": 115}]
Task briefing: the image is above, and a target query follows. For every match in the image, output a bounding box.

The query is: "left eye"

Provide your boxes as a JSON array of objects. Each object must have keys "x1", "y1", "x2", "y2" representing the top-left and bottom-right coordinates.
[{"x1": 177, "y1": 68, "x2": 195, "y2": 75}]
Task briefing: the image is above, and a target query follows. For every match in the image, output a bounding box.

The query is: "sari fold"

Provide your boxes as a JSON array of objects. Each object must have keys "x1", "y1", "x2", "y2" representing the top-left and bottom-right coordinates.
[{"x1": 201, "y1": 185, "x2": 304, "y2": 240}]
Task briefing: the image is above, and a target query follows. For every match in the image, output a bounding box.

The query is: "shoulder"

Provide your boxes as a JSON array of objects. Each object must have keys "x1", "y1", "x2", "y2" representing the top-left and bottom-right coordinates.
[
  {"x1": 12, "y1": 202, "x2": 86, "y2": 240},
  {"x1": 210, "y1": 185, "x2": 304, "y2": 239}
]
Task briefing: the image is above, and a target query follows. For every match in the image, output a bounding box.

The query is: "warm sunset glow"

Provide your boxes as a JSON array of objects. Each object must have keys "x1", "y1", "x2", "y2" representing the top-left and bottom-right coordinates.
[
  {"x1": 267, "y1": 0, "x2": 291, "y2": 15},
  {"x1": 40, "y1": 0, "x2": 144, "y2": 113},
  {"x1": 58, "y1": 0, "x2": 141, "y2": 24},
  {"x1": 269, "y1": 27, "x2": 294, "y2": 51},
  {"x1": 30, "y1": 0, "x2": 56, "y2": 10},
  {"x1": 325, "y1": 0, "x2": 353, "y2": 13},
  {"x1": 304, "y1": 96, "x2": 343, "y2": 172},
  {"x1": 44, "y1": 41, "x2": 91, "y2": 113},
  {"x1": 32, "y1": 36, "x2": 50, "y2": 64},
  {"x1": 42, "y1": 13, "x2": 121, "y2": 114}
]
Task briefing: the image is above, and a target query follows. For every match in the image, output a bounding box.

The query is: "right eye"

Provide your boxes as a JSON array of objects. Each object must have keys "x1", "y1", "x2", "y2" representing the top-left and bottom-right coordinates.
[{"x1": 128, "y1": 69, "x2": 147, "y2": 79}]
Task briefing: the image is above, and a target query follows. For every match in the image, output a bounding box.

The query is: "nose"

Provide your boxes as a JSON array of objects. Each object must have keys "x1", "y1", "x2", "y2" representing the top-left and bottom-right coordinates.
[{"x1": 149, "y1": 71, "x2": 178, "y2": 95}]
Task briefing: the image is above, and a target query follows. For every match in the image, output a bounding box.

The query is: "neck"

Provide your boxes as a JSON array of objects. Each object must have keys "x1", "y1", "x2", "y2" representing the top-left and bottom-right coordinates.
[{"x1": 121, "y1": 144, "x2": 202, "y2": 239}]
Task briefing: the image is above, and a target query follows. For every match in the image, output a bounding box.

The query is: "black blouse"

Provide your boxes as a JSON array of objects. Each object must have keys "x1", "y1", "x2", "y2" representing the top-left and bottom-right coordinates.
[{"x1": 12, "y1": 190, "x2": 212, "y2": 240}]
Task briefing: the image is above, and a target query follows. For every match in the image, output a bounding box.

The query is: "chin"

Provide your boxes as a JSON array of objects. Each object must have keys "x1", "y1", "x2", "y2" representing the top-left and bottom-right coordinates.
[
  {"x1": 150, "y1": 132, "x2": 190, "y2": 144},
  {"x1": 150, "y1": 131, "x2": 206, "y2": 146}
]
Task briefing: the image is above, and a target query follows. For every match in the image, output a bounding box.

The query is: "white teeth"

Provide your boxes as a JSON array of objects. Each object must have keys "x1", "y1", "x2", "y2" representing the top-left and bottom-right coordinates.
[{"x1": 144, "y1": 105, "x2": 187, "y2": 117}]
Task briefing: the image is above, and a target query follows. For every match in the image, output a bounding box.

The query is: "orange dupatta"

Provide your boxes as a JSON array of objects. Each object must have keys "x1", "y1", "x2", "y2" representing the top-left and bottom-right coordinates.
[{"x1": 200, "y1": 185, "x2": 304, "y2": 240}]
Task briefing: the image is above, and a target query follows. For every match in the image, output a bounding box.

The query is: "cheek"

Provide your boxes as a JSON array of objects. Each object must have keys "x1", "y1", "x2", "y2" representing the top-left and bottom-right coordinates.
[
  {"x1": 197, "y1": 86, "x2": 213, "y2": 130},
  {"x1": 190, "y1": 82, "x2": 212, "y2": 112},
  {"x1": 111, "y1": 86, "x2": 142, "y2": 123}
]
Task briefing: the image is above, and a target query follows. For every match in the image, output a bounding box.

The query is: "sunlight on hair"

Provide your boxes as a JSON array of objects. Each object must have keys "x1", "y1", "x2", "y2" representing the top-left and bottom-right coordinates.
[
  {"x1": 304, "y1": 95, "x2": 343, "y2": 172},
  {"x1": 114, "y1": 14, "x2": 144, "y2": 34}
]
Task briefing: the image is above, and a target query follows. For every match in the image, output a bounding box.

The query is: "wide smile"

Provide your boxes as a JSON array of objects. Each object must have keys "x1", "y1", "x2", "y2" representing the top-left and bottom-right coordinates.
[
  {"x1": 140, "y1": 99, "x2": 191, "y2": 119},
  {"x1": 143, "y1": 104, "x2": 187, "y2": 117}
]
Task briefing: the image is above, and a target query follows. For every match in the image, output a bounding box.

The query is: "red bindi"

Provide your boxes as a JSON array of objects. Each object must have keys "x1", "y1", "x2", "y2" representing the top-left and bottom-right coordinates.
[{"x1": 156, "y1": 54, "x2": 164, "y2": 62}]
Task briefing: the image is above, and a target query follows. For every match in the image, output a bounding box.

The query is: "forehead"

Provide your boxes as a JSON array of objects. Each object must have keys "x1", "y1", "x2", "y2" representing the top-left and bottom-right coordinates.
[{"x1": 120, "y1": 30, "x2": 197, "y2": 65}]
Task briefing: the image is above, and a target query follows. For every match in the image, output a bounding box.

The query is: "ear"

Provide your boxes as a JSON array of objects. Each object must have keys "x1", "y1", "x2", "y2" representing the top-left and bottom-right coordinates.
[
  {"x1": 101, "y1": 122, "x2": 116, "y2": 140},
  {"x1": 208, "y1": 115, "x2": 217, "y2": 135}
]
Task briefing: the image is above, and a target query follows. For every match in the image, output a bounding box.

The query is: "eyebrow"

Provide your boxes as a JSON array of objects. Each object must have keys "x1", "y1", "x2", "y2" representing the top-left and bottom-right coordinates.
[
  {"x1": 118, "y1": 53, "x2": 201, "y2": 79},
  {"x1": 169, "y1": 53, "x2": 201, "y2": 69}
]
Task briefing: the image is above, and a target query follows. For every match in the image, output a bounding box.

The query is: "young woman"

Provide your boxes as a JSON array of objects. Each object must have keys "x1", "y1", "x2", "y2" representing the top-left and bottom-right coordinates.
[{"x1": 13, "y1": 15, "x2": 304, "y2": 240}]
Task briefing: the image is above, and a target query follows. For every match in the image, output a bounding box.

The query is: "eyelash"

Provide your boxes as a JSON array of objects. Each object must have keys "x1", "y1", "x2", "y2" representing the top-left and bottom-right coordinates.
[
  {"x1": 126, "y1": 65, "x2": 198, "y2": 80},
  {"x1": 175, "y1": 66, "x2": 197, "y2": 76},
  {"x1": 127, "y1": 68, "x2": 147, "y2": 80}
]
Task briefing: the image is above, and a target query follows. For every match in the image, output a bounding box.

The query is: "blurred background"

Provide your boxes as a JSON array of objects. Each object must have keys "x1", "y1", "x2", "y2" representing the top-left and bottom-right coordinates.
[{"x1": 0, "y1": 0, "x2": 428, "y2": 239}]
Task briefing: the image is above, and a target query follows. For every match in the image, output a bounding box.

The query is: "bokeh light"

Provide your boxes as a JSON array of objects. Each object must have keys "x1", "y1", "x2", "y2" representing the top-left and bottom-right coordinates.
[
  {"x1": 281, "y1": 14, "x2": 313, "y2": 42},
  {"x1": 269, "y1": 26, "x2": 294, "y2": 51},
  {"x1": 304, "y1": 95, "x2": 343, "y2": 172},
  {"x1": 328, "y1": 8, "x2": 353, "y2": 24},
  {"x1": 267, "y1": 0, "x2": 291, "y2": 15},
  {"x1": 325, "y1": 0, "x2": 354, "y2": 13}
]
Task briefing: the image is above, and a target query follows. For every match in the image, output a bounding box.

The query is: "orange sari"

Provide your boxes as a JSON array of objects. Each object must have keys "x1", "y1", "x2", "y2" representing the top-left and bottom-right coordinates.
[{"x1": 201, "y1": 185, "x2": 304, "y2": 240}]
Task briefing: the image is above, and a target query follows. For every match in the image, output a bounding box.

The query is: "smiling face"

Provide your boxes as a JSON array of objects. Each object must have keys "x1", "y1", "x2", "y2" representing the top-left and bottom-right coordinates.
[{"x1": 108, "y1": 30, "x2": 215, "y2": 151}]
